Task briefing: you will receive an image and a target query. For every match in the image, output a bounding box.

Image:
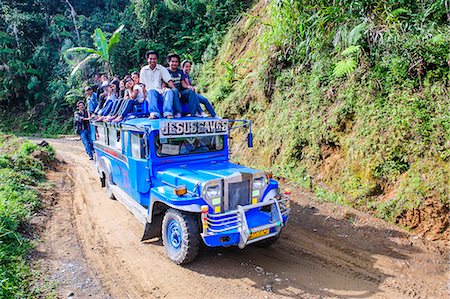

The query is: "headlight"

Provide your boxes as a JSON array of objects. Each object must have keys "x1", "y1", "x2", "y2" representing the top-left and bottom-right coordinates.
[
  {"x1": 253, "y1": 176, "x2": 267, "y2": 189},
  {"x1": 205, "y1": 185, "x2": 221, "y2": 199}
]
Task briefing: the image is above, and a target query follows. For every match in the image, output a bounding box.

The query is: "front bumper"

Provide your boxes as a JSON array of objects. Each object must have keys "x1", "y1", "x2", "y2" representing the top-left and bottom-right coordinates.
[{"x1": 201, "y1": 194, "x2": 290, "y2": 248}]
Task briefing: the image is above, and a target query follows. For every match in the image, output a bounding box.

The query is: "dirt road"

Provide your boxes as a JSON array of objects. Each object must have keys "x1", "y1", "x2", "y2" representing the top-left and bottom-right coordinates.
[{"x1": 35, "y1": 138, "x2": 448, "y2": 299}]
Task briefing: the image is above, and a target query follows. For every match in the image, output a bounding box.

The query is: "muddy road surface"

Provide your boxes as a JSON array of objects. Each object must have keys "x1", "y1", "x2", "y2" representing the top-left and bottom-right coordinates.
[{"x1": 35, "y1": 138, "x2": 448, "y2": 299}]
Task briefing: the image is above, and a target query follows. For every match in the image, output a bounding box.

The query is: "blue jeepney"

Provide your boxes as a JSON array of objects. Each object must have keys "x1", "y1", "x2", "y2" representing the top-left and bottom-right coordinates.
[{"x1": 91, "y1": 117, "x2": 290, "y2": 264}]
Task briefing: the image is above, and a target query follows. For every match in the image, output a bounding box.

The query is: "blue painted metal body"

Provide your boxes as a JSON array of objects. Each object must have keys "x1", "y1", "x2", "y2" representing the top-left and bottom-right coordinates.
[{"x1": 91, "y1": 117, "x2": 290, "y2": 248}]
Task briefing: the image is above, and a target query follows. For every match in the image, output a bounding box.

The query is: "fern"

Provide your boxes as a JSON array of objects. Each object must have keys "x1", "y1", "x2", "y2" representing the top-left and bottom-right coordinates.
[
  {"x1": 341, "y1": 45, "x2": 361, "y2": 57},
  {"x1": 333, "y1": 58, "x2": 357, "y2": 78},
  {"x1": 347, "y1": 22, "x2": 367, "y2": 45}
]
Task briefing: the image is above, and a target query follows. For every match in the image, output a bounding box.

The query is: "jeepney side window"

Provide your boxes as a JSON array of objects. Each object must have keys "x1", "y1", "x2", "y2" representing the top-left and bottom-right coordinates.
[
  {"x1": 131, "y1": 133, "x2": 146, "y2": 159},
  {"x1": 123, "y1": 131, "x2": 129, "y2": 154},
  {"x1": 107, "y1": 128, "x2": 121, "y2": 151},
  {"x1": 96, "y1": 126, "x2": 106, "y2": 144},
  {"x1": 116, "y1": 130, "x2": 122, "y2": 151},
  {"x1": 108, "y1": 128, "x2": 115, "y2": 147}
]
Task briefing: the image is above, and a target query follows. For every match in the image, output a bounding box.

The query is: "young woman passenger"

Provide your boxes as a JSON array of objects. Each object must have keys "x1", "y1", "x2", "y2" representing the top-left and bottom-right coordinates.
[
  {"x1": 97, "y1": 80, "x2": 119, "y2": 121},
  {"x1": 132, "y1": 71, "x2": 146, "y2": 98},
  {"x1": 112, "y1": 73, "x2": 145, "y2": 122},
  {"x1": 105, "y1": 80, "x2": 124, "y2": 121},
  {"x1": 181, "y1": 60, "x2": 218, "y2": 118},
  {"x1": 118, "y1": 79, "x2": 126, "y2": 98}
]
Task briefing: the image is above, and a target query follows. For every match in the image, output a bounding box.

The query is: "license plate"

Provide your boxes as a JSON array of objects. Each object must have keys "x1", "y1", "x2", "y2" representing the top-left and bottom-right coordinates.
[{"x1": 249, "y1": 228, "x2": 270, "y2": 240}]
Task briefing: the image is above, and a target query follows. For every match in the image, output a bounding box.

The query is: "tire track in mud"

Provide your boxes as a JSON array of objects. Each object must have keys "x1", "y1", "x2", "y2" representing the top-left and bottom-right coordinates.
[{"x1": 45, "y1": 138, "x2": 448, "y2": 299}]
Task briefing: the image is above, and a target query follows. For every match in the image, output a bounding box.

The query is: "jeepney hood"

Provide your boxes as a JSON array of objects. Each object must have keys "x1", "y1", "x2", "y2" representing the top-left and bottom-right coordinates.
[{"x1": 155, "y1": 161, "x2": 260, "y2": 193}]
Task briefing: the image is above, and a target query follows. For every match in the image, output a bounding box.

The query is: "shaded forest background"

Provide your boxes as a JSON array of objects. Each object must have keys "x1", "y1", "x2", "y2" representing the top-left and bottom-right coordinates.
[
  {"x1": 0, "y1": 0, "x2": 251, "y2": 134},
  {"x1": 0, "y1": 0, "x2": 448, "y2": 237}
]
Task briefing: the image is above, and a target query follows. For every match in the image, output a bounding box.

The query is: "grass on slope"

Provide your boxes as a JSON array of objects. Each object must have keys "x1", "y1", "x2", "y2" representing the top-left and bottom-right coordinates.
[
  {"x1": 0, "y1": 135, "x2": 55, "y2": 297},
  {"x1": 196, "y1": 0, "x2": 449, "y2": 237}
]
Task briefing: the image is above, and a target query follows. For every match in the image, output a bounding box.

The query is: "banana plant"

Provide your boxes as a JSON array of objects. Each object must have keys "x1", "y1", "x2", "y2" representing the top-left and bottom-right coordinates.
[{"x1": 65, "y1": 24, "x2": 124, "y2": 77}]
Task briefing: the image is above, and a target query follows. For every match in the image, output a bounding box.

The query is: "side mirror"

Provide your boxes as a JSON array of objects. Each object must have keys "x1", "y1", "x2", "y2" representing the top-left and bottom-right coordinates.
[{"x1": 247, "y1": 132, "x2": 253, "y2": 148}]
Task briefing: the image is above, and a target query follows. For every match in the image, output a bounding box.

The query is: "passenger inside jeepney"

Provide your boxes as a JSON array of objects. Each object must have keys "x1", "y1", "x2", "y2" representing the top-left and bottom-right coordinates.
[{"x1": 155, "y1": 135, "x2": 224, "y2": 156}]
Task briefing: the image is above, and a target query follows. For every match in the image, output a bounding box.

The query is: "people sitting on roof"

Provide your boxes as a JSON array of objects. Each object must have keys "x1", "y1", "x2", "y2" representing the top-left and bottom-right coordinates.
[
  {"x1": 91, "y1": 75, "x2": 109, "y2": 116},
  {"x1": 85, "y1": 51, "x2": 219, "y2": 123},
  {"x1": 97, "y1": 80, "x2": 119, "y2": 120},
  {"x1": 111, "y1": 74, "x2": 146, "y2": 123},
  {"x1": 140, "y1": 50, "x2": 175, "y2": 119},
  {"x1": 118, "y1": 78, "x2": 126, "y2": 98},
  {"x1": 96, "y1": 74, "x2": 109, "y2": 96},
  {"x1": 166, "y1": 53, "x2": 200, "y2": 118},
  {"x1": 104, "y1": 79, "x2": 128, "y2": 121},
  {"x1": 181, "y1": 60, "x2": 218, "y2": 118}
]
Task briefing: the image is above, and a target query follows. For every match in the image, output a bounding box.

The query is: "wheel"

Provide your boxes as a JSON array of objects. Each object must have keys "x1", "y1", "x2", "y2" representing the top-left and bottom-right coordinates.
[
  {"x1": 162, "y1": 209, "x2": 200, "y2": 265},
  {"x1": 255, "y1": 235, "x2": 280, "y2": 248},
  {"x1": 104, "y1": 173, "x2": 116, "y2": 200}
]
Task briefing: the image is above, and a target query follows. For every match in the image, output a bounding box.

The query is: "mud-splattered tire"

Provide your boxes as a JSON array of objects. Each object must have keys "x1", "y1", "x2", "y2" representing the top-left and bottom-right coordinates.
[
  {"x1": 162, "y1": 209, "x2": 200, "y2": 265},
  {"x1": 255, "y1": 235, "x2": 280, "y2": 248}
]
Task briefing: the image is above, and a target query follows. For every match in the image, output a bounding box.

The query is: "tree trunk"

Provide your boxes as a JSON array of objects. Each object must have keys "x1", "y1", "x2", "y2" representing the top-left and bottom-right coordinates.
[
  {"x1": 64, "y1": 0, "x2": 81, "y2": 45},
  {"x1": 12, "y1": 24, "x2": 20, "y2": 49},
  {"x1": 105, "y1": 61, "x2": 113, "y2": 77},
  {"x1": 446, "y1": 0, "x2": 450, "y2": 23}
]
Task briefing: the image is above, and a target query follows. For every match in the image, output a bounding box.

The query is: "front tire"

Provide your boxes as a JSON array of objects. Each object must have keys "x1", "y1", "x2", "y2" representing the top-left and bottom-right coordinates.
[{"x1": 162, "y1": 209, "x2": 199, "y2": 264}]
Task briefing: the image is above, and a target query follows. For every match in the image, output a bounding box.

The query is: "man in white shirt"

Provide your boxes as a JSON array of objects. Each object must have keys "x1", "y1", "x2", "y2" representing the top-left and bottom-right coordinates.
[{"x1": 139, "y1": 50, "x2": 176, "y2": 119}]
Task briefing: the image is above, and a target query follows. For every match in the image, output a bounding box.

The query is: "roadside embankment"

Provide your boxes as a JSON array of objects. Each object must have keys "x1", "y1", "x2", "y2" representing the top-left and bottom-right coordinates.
[
  {"x1": 197, "y1": 0, "x2": 449, "y2": 240},
  {"x1": 0, "y1": 134, "x2": 56, "y2": 297}
]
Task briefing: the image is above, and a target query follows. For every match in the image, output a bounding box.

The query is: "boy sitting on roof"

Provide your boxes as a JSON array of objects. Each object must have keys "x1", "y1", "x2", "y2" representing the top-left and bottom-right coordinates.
[
  {"x1": 140, "y1": 50, "x2": 175, "y2": 119},
  {"x1": 166, "y1": 53, "x2": 200, "y2": 117}
]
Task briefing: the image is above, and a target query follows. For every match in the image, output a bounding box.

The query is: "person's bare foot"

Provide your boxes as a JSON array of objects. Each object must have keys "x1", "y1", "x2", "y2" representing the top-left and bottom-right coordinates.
[
  {"x1": 112, "y1": 116, "x2": 123, "y2": 123},
  {"x1": 148, "y1": 113, "x2": 158, "y2": 119}
]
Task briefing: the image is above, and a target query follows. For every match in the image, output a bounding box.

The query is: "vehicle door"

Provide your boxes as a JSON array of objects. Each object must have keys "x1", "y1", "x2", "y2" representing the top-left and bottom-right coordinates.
[{"x1": 128, "y1": 131, "x2": 151, "y2": 202}]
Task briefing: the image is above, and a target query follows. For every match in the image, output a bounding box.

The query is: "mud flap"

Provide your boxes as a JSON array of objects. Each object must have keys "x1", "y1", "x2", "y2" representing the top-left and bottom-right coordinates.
[{"x1": 141, "y1": 213, "x2": 163, "y2": 241}]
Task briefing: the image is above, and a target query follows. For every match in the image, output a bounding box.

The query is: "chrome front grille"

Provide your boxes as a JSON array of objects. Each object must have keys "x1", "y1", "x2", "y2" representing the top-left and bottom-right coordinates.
[{"x1": 227, "y1": 180, "x2": 250, "y2": 210}]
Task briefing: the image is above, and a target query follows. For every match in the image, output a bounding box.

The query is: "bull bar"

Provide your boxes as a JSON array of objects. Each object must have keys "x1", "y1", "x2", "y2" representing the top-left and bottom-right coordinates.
[{"x1": 201, "y1": 194, "x2": 290, "y2": 248}]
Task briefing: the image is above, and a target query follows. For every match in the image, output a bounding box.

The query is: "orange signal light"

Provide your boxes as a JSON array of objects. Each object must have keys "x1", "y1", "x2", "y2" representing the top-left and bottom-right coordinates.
[
  {"x1": 284, "y1": 188, "x2": 292, "y2": 195},
  {"x1": 174, "y1": 185, "x2": 187, "y2": 196},
  {"x1": 201, "y1": 205, "x2": 209, "y2": 231}
]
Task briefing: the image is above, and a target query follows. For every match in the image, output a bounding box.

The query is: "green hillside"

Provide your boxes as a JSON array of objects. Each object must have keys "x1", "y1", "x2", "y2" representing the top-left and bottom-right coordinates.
[
  {"x1": 0, "y1": 0, "x2": 448, "y2": 238},
  {"x1": 197, "y1": 0, "x2": 449, "y2": 238}
]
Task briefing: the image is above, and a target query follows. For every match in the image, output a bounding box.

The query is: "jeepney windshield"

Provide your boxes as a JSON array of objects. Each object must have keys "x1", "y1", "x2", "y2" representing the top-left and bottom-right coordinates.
[{"x1": 155, "y1": 135, "x2": 224, "y2": 157}]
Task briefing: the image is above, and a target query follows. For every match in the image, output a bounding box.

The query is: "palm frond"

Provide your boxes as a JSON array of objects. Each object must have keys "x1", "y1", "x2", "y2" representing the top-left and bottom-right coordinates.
[
  {"x1": 65, "y1": 47, "x2": 99, "y2": 54},
  {"x1": 94, "y1": 28, "x2": 108, "y2": 60},
  {"x1": 108, "y1": 24, "x2": 125, "y2": 50},
  {"x1": 70, "y1": 53, "x2": 99, "y2": 77}
]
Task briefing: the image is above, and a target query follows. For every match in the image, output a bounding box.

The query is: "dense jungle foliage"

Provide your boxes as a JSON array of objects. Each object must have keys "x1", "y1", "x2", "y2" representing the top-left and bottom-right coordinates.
[
  {"x1": 1, "y1": 0, "x2": 447, "y2": 295},
  {"x1": 0, "y1": 0, "x2": 448, "y2": 235},
  {"x1": 197, "y1": 0, "x2": 449, "y2": 235},
  {"x1": 0, "y1": 0, "x2": 251, "y2": 134},
  {"x1": 0, "y1": 135, "x2": 55, "y2": 297}
]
